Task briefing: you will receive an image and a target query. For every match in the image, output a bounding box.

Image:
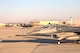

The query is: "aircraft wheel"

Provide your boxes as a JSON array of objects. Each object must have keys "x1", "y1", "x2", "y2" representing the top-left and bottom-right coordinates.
[
  {"x1": 51, "y1": 33, "x2": 55, "y2": 38},
  {"x1": 51, "y1": 33, "x2": 57, "y2": 38},
  {"x1": 75, "y1": 40, "x2": 79, "y2": 44},
  {"x1": 58, "y1": 40, "x2": 61, "y2": 45}
]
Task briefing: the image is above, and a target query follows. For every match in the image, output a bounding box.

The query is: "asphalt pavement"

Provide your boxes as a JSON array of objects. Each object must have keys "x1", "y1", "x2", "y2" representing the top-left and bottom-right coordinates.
[{"x1": 0, "y1": 27, "x2": 80, "y2": 53}]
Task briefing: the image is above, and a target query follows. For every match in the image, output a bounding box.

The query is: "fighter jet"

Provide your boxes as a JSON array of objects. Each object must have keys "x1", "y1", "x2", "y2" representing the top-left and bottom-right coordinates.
[
  {"x1": 51, "y1": 25, "x2": 80, "y2": 44},
  {"x1": 27, "y1": 25, "x2": 80, "y2": 44}
]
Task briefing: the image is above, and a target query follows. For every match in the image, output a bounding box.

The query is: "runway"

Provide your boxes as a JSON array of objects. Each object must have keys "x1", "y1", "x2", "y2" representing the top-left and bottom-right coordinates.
[{"x1": 0, "y1": 26, "x2": 80, "y2": 53}]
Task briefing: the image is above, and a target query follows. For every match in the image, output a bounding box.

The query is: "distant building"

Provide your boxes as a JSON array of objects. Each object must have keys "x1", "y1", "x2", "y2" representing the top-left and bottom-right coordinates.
[
  {"x1": 61, "y1": 21, "x2": 71, "y2": 25},
  {"x1": 70, "y1": 17, "x2": 73, "y2": 25},
  {"x1": 0, "y1": 23, "x2": 6, "y2": 27},
  {"x1": 40, "y1": 21, "x2": 60, "y2": 25},
  {"x1": 30, "y1": 20, "x2": 60, "y2": 26},
  {"x1": 74, "y1": 19, "x2": 80, "y2": 26},
  {"x1": 30, "y1": 21, "x2": 40, "y2": 26},
  {"x1": 5, "y1": 23, "x2": 21, "y2": 27}
]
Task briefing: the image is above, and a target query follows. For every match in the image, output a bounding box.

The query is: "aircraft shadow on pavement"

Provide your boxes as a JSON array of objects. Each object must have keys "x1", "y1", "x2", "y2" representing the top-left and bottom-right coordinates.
[
  {"x1": 1, "y1": 38, "x2": 57, "y2": 43},
  {"x1": 15, "y1": 34, "x2": 50, "y2": 37},
  {"x1": 1, "y1": 38, "x2": 75, "y2": 44}
]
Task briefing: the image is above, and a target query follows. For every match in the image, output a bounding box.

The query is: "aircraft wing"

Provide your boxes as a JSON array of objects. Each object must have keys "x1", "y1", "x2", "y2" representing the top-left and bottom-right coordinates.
[{"x1": 56, "y1": 25, "x2": 80, "y2": 35}]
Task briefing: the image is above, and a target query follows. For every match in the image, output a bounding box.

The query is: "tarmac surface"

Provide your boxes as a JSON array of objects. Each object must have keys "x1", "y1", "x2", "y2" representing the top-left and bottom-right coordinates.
[{"x1": 0, "y1": 26, "x2": 80, "y2": 53}]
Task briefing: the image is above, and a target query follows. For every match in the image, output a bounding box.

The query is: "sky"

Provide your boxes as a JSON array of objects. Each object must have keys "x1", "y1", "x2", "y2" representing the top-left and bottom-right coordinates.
[{"x1": 0, "y1": 0, "x2": 80, "y2": 23}]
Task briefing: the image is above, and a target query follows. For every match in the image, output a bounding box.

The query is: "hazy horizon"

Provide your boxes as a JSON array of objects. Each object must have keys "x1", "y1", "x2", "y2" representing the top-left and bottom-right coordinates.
[{"x1": 0, "y1": 0, "x2": 80, "y2": 23}]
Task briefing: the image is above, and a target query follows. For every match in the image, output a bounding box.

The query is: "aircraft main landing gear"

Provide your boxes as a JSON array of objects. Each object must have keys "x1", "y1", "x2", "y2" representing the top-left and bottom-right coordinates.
[
  {"x1": 75, "y1": 40, "x2": 79, "y2": 44},
  {"x1": 58, "y1": 40, "x2": 61, "y2": 45}
]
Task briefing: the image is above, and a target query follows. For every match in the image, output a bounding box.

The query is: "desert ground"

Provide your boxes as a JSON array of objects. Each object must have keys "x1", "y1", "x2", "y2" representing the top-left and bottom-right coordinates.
[{"x1": 0, "y1": 26, "x2": 80, "y2": 53}]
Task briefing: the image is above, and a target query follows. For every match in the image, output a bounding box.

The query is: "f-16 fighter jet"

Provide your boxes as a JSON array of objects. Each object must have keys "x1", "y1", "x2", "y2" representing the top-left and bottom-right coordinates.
[
  {"x1": 27, "y1": 25, "x2": 80, "y2": 44},
  {"x1": 51, "y1": 25, "x2": 80, "y2": 44}
]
